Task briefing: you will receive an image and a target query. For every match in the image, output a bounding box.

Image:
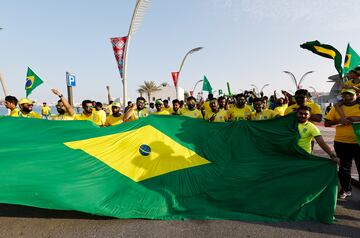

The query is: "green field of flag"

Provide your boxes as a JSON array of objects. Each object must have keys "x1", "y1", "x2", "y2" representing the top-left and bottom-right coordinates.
[{"x1": 0, "y1": 114, "x2": 338, "y2": 223}]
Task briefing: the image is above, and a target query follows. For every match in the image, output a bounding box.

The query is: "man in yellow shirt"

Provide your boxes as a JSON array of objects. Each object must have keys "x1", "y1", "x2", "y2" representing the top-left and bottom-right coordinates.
[
  {"x1": 179, "y1": 96, "x2": 203, "y2": 119},
  {"x1": 105, "y1": 102, "x2": 123, "y2": 126},
  {"x1": 152, "y1": 99, "x2": 171, "y2": 115},
  {"x1": 297, "y1": 106, "x2": 337, "y2": 158},
  {"x1": 273, "y1": 98, "x2": 288, "y2": 116},
  {"x1": 50, "y1": 89, "x2": 75, "y2": 120},
  {"x1": 325, "y1": 88, "x2": 360, "y2": 199},
  {"x1": 4, "y1": 95, "x2": 20, "y2": 117},
  {"x1": 95, "y1": 102, "x2": 107, "y2": 126},
  {"x1": 284, "y1": 89, "x2": 322, "y2": 122},
  {"x1": 75, "y1": 100, "x2": 102, "y2": 125},
  {"x1": 204, "y1": 99, "x2": 228, "y2": 122},
  {"x1": 123, "y1": 97, "x2": 150, "y2": 122},
  {"x1": 218, "y1": 96, "x2": 228, "y2": 110},
  {"x1": 170, "y1": 99, "x2": 181, "y2": 115},
  {"x1": 162, "y1": 99, "x2": 172, "y2": 113},
  {"x1": 227, "y1": 94, "x2": 252, "y2": 121},
  {"x1": 41, "y1": 102, "x2": 51, "y2": 119},
  {"x1": 18, "y1": 98, "x2": 41, "y2": 119},
  {"x1": 250, "y1": 98, "x2": 278, "y2": 120}
]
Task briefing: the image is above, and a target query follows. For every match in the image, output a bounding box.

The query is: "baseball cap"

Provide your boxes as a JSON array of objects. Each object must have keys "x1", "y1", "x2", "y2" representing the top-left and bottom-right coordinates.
[
  {"x1": 341, "y1": 89, "x2": 356, "y2": 95},
  {"x1": 18, "y1": 98, "x2": 33, "y2": 105},
  {"x1": 155, "y1": 99, "x2": 163, "y2": 105},
  {"x1": 111, "y1": 102, "x2": 121, "y2": 107}
]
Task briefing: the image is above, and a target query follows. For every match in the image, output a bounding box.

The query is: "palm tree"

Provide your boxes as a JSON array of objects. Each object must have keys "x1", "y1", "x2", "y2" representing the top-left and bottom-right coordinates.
[
  {"x1": 137, "y1": 88, "x2": 145, "y2": 97},
  {"x1": 138, "y1": 81, "x2": 161, "y2": 102}
]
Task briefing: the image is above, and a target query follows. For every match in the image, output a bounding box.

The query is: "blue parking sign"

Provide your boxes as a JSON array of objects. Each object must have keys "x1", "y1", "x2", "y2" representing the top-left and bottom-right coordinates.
[{"x1": 67, "y1": 74, "x2": 76, "y2": 87}]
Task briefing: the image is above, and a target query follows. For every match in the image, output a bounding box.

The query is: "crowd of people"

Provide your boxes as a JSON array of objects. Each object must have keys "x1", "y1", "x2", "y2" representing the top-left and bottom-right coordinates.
[{"x1": 2, "y1": 67, "x2": 360, "y2": 200}]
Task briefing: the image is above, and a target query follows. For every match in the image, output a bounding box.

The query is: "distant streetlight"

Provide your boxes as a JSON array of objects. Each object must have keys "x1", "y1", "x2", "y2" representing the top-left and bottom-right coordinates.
[
  {"x1": 191, "y1": 79, "x2": 204, "y2": 96},
  {"x1": 0, "y1": 27, "x2": 9, "y2": 97},
  {"x1": 251, "y1": 83, "x2": 270, "y2": 96},
  {"x1": 283, "y1": 70, "x2": 315, "y2": 90},
  {"x1": 176, "y1": 47, "x2": 204, "y2": 99}
]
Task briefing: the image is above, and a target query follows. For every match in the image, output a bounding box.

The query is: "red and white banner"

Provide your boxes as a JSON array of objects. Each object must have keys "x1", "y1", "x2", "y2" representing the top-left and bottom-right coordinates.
[
  {"x1": 171, "y1": 72, "x2": 179, "y2": 87},
  {"x1": 110, "y1": 36, "x2": 127, "y2": 78}
]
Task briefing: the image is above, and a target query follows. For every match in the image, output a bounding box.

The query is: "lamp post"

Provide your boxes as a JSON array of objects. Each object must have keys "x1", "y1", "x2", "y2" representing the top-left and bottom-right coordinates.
[
  {"x1": 191, "y1": 79, "x2": 204, "y2": 96},
  {"x1": 283, "y1": 70, "x2": 314, "y2": 90},
  {"x1": 251, "y1": 83, "x2": 270, "y2": 96},
  {"x1": 176, "y1": 47, "x2": 203, "y2": 99},
  {"x1": 0, "y1": 27, "x2": 9, "y2": 97}
]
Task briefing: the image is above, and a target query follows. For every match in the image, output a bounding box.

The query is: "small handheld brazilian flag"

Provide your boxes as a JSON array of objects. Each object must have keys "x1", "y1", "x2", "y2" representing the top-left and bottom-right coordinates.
[
  {"x1": 26, "y1": 67, "x2": 43, "y2": 97},
  {"x1": 343, "y1": 43, "x2": 360, "y2": 76},
  {"x1": 300, "y1": 40, "x2": 343, "y2": 76}
]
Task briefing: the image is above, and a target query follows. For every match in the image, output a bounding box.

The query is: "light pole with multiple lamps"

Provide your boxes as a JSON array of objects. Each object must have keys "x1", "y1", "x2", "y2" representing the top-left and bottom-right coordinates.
[
  {"x1": 283, "y1": 70, "x2": 315, "y2": 90},
  {"x1": 251, "y1": 83, "x2": 270, "y2": 96},
  {"x1": 175, "y1": 47, "x2": 203, "y2": 99}
]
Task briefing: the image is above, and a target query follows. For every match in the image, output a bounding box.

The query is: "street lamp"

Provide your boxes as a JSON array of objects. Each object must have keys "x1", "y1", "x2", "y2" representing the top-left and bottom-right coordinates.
[
  {"x1": 283, "y1": 70, "x2": 314, "y2": 90},
  {"x1": 176, "y1": 47, "x2": 203, "y2": 99},
  {"x1": 0, "y1": 27, "x2": 9, "y2": 97},
  {"x1": 191, "y1": 79, "x2": 204, "y2": 96},
  {"x1": 251, "y1": 83, "x2": 270, "y2": 96}
]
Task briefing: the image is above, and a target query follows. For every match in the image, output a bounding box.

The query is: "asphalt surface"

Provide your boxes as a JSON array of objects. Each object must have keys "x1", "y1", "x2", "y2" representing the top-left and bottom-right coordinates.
[{"x1": 0, "y1": 126, "x2": 359, "y2": 238}]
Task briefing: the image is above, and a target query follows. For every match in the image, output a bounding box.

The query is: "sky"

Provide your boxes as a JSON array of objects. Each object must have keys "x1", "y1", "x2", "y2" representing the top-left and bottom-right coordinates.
[{"x1": 1, "y1": 0, "x2": 360, "y2": 104}]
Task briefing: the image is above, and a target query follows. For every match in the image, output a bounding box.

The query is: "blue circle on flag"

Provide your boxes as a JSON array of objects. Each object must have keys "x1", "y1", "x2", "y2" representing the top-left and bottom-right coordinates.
[
  {"x1": 26, "y1": 79, "x2": 33, "y2": 88},
  {"x1": 139, "y1": 144, "x2": 151, "y2": 156}
]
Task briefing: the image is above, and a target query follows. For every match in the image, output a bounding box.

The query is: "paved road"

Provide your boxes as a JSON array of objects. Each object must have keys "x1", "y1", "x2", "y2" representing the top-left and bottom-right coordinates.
[{"x1": 0, "y1": 127, "x2": 359, "y2": 238}]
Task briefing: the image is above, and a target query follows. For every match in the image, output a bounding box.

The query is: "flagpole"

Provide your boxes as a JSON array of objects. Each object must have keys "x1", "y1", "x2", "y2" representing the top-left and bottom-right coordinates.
[{"x1": 0, "y1": 71, "x2": 9, "y2": 97}]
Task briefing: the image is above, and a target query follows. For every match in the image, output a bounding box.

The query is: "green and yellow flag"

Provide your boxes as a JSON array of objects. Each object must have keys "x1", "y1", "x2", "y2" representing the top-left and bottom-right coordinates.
[
  {"x1": 300, "y1": 40, "x2": 343, "y2": 75},
  {"x1": 0, "y1": 115, "x2": 337, "y2": 223},
  {"x1": 343, "y1": 43, "x2": 360, "y2": 75},
  {"x1": 202, "y1": 75, "x2": 213, "y2": 92},
  {"x1": 26, "y1": 67, "x2": 43, "y2": 97}
]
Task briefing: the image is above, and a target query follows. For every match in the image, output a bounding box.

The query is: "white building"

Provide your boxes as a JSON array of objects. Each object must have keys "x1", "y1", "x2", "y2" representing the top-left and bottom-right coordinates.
[{"x1": 149, "y1": 85, "x2": 184, "y2": 103}]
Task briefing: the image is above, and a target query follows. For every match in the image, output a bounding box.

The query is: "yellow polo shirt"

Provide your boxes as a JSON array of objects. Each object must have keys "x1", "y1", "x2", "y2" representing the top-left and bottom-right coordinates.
[
  {"x1": 297, "y1": 121, "x2": 321, "y2": 153},
  {"x1": 9, "y1": 108, "x2": 20, "y2": 117},
  {"x1": 204, "y1": 109, "x2": 228, "y2": 122},
  {"x1": 19, "y1": 111, "x2": 41, "y2": 119},
  {"x1": 179, "y1": 108, "x2": 203, "y2": 119},
  {"x1": 228, "y1": 106, "x2": 252, "y2": 121},
  {"x1": 273, "y1": 104, "x2": 288, "y2": 116},
  {"x1": 325, "y1": 104, "x2": 360, "y2": 144},
  {"x1": 105, "y1": 114, "x2": 124, "y2": 126}
]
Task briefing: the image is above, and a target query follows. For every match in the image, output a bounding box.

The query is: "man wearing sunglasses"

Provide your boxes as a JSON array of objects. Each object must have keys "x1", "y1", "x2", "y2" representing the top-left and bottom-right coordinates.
[
  {"x1": 284, "y1": 89, "x2": 322, "y2": 122},
  {"x1": 75, "y1": 99, "x2": 103, "y2": 126},
  {"x1": 50, "y1": 88, "x2": 75, "y2": 120},
  {"x1": 17, "y1": 98, "x2": 41, "y2": 119}
]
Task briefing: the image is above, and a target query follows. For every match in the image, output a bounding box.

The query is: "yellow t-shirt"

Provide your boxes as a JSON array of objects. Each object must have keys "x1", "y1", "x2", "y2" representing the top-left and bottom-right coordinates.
[
  {"x1": 325, "y1": 104, "x2": 360, "y2": 144},
  {"x1": 227, "y1": 106, "x2": 252, "y2": 121},
  {"x1": 202, "y1": 101, "x2": 211, "y2": 112},
  {"x1": 19, "y1": 111, "x2": 42, "y2": 119},
  {"x1": 152, "y1": 110, "x2": 171, "y2": 115},
  {"x1": 273, "y1": 104, "x2": 288, "y2": 116},
  {"x1": 9, "y1": 108, "x2": 20, "y2": 117},
  {"x1": 41, "y1": 106, "x2": 51, "y2": 115},
  {"x1": 179, "y1": 108, "x2": 203, "y2": 119},
  {"x1": 51, "y1": 113, "x2": 75, "y2": 120},
  {"x1": 75, "y1": 112, "x2": 102, "y2": 125},
  {"x1": 163, "y1": 106, "x2": 172, "y2": 113},
  {"x1": 284, "y1": 102, "x2": 322, "y2": 115},
  {"x1": 127, "y1": 108, "x2": 150, "y2": 122},
  {"x1": 204, "y1": 109, "x2": 228, "y2": 122},
  {"x1": 297, "y1": 121, "x2": 321, "y2": 153},
  {"x1": 250, "y1": 109, "x2": 277, "y2": 120},
  {"x1": 105, "y1": 114, "x2": 124, "y2": 126},
  {"x1": 96, "y1": 110, "x2": 107, "y2": 125}
]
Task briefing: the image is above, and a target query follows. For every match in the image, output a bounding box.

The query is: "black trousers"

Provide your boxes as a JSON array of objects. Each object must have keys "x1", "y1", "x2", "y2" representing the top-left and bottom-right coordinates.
[{"x1": 334, "y1": 141, "x2": 360, "y2": 191}]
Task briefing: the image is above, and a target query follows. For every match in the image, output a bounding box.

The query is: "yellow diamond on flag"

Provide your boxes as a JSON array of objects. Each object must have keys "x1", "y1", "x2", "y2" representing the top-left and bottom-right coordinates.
[{"x1": 64, "y1": 125, "x2": 210, "y2": 182}]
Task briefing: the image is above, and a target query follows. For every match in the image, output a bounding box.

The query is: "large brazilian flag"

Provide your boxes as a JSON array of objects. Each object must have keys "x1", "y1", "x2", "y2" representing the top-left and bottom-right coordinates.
[{"x1": 0, "y1": 114, "x2": 338, "y2": 223}]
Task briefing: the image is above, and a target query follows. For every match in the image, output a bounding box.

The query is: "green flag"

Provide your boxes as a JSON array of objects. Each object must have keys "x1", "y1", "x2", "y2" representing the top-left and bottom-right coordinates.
[
  {"x1": 202, "y1": 75, "x2": 213, "y2": 92},
  {"x1": 227, "y1": 82, "x2": 232, "y2": 96},
  {"x1": 218, "y1": 89, "x2": 223, "y2": 95},
  {"x1": 0, "y1": 115, "x2": 337, "y2": 223},
  {"x1": 300, "y1": 40, "x2": 343, "y2": 75},
  {"x1": 343, "y1": 43, "x2": 360, "y2": 75},
  {"x1": 354, "y1": 123, "x2": 360, "y2": 145},
  {"x1": 26, "y1": 67, "x2": 44, "y2": 97}
]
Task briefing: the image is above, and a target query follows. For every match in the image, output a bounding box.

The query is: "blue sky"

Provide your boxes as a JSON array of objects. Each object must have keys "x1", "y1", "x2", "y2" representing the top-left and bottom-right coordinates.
[{"x1": 1, "y1": 0, "x2": 360, "y2": 104}]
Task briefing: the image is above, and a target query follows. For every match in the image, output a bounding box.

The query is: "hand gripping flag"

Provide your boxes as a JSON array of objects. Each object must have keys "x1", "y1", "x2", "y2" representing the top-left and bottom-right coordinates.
[
  {"x1": 0, "y1": 114, "x2": 337, "y2": 223},
  {"x1": 300, "y1": 40, "x2": 343, "y2": 75},
  {"x1": 110, "y1": 37, "x2": 127, "y2": 78},
  {"x1": 202, "y1": 75, "x2": 213, "y2": 92},
  {"x1": 25, "y1": 67, "x2": 44, "y2": 97},
  {"x1": 343, "y1": 43, "x2": 360, "y2": 76}
]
